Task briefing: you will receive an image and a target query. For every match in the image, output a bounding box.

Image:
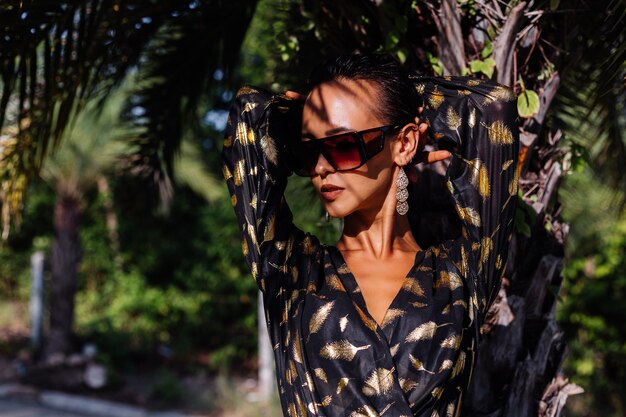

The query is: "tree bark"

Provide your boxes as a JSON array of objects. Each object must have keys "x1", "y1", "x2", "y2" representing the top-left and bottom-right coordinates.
[{"x1": 44, "y1": 190, "x2": 82, "y2": 359}]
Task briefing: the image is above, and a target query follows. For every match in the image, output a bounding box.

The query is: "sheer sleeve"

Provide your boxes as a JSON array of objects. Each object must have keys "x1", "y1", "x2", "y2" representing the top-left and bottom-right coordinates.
[
  {"x1": 222, "y1": 86, "x2": 316, "y2": 297},
  {"x1": 415, "y1": 76, "x2": 519, "y2": 319}
]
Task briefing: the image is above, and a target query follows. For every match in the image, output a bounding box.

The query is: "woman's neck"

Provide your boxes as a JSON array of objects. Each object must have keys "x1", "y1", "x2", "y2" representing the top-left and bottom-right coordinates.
[{"x1": 337, "y1": 193, "x2": 420, "y2": 259}]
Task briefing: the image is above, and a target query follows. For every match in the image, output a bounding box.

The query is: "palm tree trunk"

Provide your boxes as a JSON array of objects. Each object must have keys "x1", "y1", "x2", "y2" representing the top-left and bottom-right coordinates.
[{"x1": 44, "y1": 190, "x2": 82, "y2": 358}]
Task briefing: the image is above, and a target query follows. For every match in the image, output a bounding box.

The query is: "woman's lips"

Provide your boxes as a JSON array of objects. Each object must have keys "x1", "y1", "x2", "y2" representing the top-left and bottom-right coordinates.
[{"x1": 320, "y1": 184, "x2": 344, "y2": 201}]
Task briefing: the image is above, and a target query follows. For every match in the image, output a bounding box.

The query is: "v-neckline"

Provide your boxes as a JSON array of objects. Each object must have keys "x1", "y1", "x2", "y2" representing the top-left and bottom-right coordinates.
[{"x1": 328, "y1": 245, "x2": 425, "y2": 336}]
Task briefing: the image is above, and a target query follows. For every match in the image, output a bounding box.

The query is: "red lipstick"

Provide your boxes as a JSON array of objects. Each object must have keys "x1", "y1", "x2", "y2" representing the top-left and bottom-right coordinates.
[{"x1": 320, "y1": 184, "x2": 344, "y2": 201}]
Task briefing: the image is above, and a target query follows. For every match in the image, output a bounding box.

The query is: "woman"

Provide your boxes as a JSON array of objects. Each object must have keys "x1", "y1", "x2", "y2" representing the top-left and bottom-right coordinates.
[{"x1": 222, "y1": 54, "x2": 518, "y2": 417}]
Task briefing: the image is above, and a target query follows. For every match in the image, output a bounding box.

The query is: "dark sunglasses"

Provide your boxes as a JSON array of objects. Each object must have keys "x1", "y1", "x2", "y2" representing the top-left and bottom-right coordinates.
[{"x1": 293, "y1": 124, "x2": 401, "y2": 177}]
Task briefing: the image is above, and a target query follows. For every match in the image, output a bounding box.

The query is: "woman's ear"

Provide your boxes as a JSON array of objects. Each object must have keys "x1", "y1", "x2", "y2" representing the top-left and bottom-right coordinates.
[{"x1": 392, "y1": 123, "x2": 420, "y2": 166}]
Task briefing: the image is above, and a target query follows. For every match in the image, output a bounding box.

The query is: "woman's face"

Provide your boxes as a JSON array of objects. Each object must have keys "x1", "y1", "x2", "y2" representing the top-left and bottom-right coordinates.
[{"x1": 302, "y1": 78, "x2": 397, "y2": 219}]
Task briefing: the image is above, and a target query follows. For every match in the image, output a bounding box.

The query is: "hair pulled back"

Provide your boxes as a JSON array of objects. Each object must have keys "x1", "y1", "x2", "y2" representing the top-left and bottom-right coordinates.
[{"x1": 308, "y1": 53, "x2": 422, "y2": 127}]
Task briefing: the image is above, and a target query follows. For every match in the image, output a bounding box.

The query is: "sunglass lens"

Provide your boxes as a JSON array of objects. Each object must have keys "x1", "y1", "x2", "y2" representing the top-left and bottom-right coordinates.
[{"x1": 323, "y1": 134, "x2": 361, "y2": 171}]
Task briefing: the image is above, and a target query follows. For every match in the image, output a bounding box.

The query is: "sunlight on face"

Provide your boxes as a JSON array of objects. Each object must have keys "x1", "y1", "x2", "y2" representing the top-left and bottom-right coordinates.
[{"x1": 302, "y1": 79, "x2": 397, "y2": 219}]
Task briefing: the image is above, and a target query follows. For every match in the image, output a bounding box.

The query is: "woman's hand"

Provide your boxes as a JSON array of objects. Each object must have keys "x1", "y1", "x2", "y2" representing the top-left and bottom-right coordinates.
[
  {"x1": 412, "y1": 108, "x2": 452, "y2": 165},
  {"x1": 285, "y1": 90, "x2": 305, "y2": 101}
]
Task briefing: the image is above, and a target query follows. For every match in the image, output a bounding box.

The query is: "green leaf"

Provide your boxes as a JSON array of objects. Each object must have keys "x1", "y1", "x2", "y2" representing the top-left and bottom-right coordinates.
[
  {"x1": 515, "y1": 208, "x2": 532, "y2": 237},
  {"x1": 517, "y1": 89, "x2": 541, "y2": 118},
  {"x1": 396, "y1": 49, "x2": 407, "y2": 64},
  {"x1": 481, "y1": 41, "x2": 493, "y2": 59}
]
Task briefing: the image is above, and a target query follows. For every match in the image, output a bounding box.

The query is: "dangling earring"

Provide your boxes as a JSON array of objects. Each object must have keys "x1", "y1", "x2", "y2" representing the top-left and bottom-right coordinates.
[
  {"x1": 325, "y1": 211, "x2": 330, "y2": 223},
  {"x1": 396, "y1": 168, "x2": 409, "y2": 215}
]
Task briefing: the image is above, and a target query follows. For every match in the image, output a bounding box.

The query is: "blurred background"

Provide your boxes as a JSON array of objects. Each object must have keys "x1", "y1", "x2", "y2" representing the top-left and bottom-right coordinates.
[{"x1": 0, "y1": 1, "x2": 624, "y2": 416}]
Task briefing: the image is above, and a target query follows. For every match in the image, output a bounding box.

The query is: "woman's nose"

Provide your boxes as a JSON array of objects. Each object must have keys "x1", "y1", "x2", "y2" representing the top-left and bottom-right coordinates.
[{"x1": 314, "y1": 152, "x2": 335, "y2": 176}]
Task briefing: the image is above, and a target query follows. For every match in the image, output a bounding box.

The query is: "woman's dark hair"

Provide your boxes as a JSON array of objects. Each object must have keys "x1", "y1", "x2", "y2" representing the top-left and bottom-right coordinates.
[{"x1": 308, "y1": 53, "x2": 423, "y2": 126}]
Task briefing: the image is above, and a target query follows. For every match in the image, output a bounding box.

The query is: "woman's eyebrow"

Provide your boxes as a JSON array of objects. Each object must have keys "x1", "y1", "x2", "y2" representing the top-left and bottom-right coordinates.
[{"x1": 301, "y1": 125, "x2": 353, "y2": 140}]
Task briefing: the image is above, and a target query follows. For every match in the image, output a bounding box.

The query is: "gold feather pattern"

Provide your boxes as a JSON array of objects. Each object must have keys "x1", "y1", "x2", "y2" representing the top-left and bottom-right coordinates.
[
  {"x1": 309, "y1": 301, "x2": 335, "y2": 336},
  {"x1": 465, "y1": 158, "x2": 490, "y2": 199},
  {"x1": 354, "y1": 303, "x2": 379, "y2": 333},
  {"x1": 467, "y1": 79, "x2": 482, "y2": 86},
  {"x1": 300, "y1": 235, "x2": 315, "y2": 255},
  {"x1": 403, "y1": 279, "x2": 425, "y2": 297},
  {"x1": 319, "y1": 395, "x2": 332, "y2": 407},
  {"x1": 320, "y1": 340, "x2": 371, "y2": 361},
  {"x1": 460, "y1": 245, "x2": 468, "y2": 277},
  {"x1": 479, "y1": 237, "x2": 493, "y2": 273},
  {"x1": 241, "y1": 239, "x2": 248, "y2": 257},
  {"x1": 222, "y1": 164, "x2": 232, "y2": 181},
  {"x1": 235, "y1": 122, "x2": 255, "y2": 145},
  {"x1": 411, "y1": 301, "x2": 428, "y2": 308},
  {"x1": 336, "y1": 377, "x2": 351, "y2": 394},
  {"x1": 502, "y1": 159, "x2": 514, "y2": 171},
  {"x1": 362, "y1": 367, "x2": 395, "y2": 397},
  {"x1": 446, "y1": 402, "x2": 456, "y2": 417},
  {"x1": 230, "y1": 195, "x2": 237, "y2": 207},
  {"x1": 246, "y1": 223, "x2": 258, "y2": 253},
  {"x1": 485, "y1": 85, "x2": 517, "y2": 103},
  {"x1": 452, "y1": 351, "x2": 466, "y2": 378},
  {"x1": 263, "y1": 213, "x2": 275, "y2": 243},
  {"x1": 509, "y1": 170, "x2": 519, "y2": 196},
  {"x1": 390, "y1": 343, "x2": 400, "y2": 356},
  {"x1": 243, "y1": 102, "x2": 258, "y2": 113},
  {"x1": 236, "y1": 86, "x2": 259, "y2": 97},
  {"x1": 400, "y1": 378, "x2": 418, "y2": 393},
  {"x1": 381, "y1": 308, "x2": 406, "y2": 327},
  {"x1": 339, "y1": 315, "x2": 349, "y2": 332},
  {"x1": 453, "y1": 299, "x2": 467, "y2": 310},
  {"x1": 251, "y1": 262, "x2": 258, "y2": 279},
  {"x1": 446, "y1": 106, "x2": 462, "y2": 130},
  {"x1": 314, "y1": 367, "x2": 328, "y2": 383},
  {"x1": 455, "y1": 205, "x2": 482, "y2": 227},
  {"x1": 405, "y1": 321, "x2": 437, "y2": 342},
  {"x1": 415, "y1": 83, "x2": 426, "y2": 94},
  {"x1": 432, "y1": 386, "x2": 444, "y2": 400},
  {"x1": 233, "y1": 159, "x2": 245, "y2": 186},
  {"x1": 468, "y1": 108, "x2": 476, "y2": 128},
  {"x1": 409, "y1": 354, "x2": 435, "y2": 374},
  {"x1": 293, "y1": 329, "x2": 303, "y2": 364},
  {"x1": 495, "y1": 254, "x2": 503, "y2": 270},
  {"x1": 274, "y1": 240, "x2": 286, "y2": 250},
  {"x1": 441, "y1": 334, "x2": 461, "y2": 349},
  {"x1": 434, "y1": 271, "x2": 463, "y2": 291},
  {"x1": 429, "y1": 88, "x2": 445, "y2": 109},
  {"x1": 487, "y1": 120, "x2": 514, "y2": 145},
  {"x1": 337, "y1": 263, "x2": 350, "y2": 274},
  {"x1": 326, "y1": 273, "x2": 346, "y2": 292},
  {"x1": 260, "y1": 135, "x2": 278, "y2": 165},
  {"x1": 223, "y1": 135, "x2": 233, "y2": 148},
  {"x1": 349, "y1": 405, "x2": 379, "y2": 417},
  {"x1": 438, "y1": 359, "x2": 453, "y2": 372}
]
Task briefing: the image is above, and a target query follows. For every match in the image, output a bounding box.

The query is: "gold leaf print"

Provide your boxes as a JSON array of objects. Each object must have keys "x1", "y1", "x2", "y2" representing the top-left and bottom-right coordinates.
[
  {"x1": 314, "y1": 368, "x2": 328, "y2": 383},
  {"x1": 263, "y1": 213, "x2": 275, "y2": 243},
  {"x1": 446, "y1": 402, "x2": 456, "y2": 417},
  {"x1": 326, "y1": 273, "x2": 346, "y2": 292},
  {"x1": 415, "y1": 83, "x2": 426, "y2": 94},
  {"x1": 446, "y1": 106, "x2": 462, "y2": 130},
  {"x1": 300, "y1": 235, "x2": 315, "y2": 255},
  {"x1": 409, "y1": 354, "x2": 435, "y2": 374},
  {"x1": 390, "y1": 343, "x2": 400, "y2": 356},
  {"x1": 468, "y1": 108, "x2": 476, "y2": 128},
  {"x1": 246, "y1": 223, "x2": 258, "y2": 253},
  {"x1": 291, "y1": 266, "x2": 299, "y2": 283},
  {"x1": 495, "y1": 254, "x2": 503, "y2": 270},
  {"x1": 243, "y1": 102, "x2": 258, "y2": 113},
  {"x1": 235, "y1": 122, "x2": 255, "y2": 145},
  {"x1": 441, "y1": 334, "x2": 461, "y2": 349},
  {"x1": 223, "y1": 135, "x2": 233, "y2": 148},
  {"x1": 403, "y1": 279, "x2": 425, "y2": 297},
  {"x1": 453, "y1": 299, "x2": 467, "y2": 310},
  {"x1": 509, "y1": 170, "x2": 519, "y2": 196},
  {"x1": 455, "y1": 205, "x2": 482, "y2": 227},
  {"x1": 260, "y1": 134, "x2": 278, "y2": 165},
  {"x1": 349, "y1": 405, "x2": 379, "y2": 417},
  {"x1": 320, "y1": 340, "x2": 371, "y2": 361},
  {"x1": 295, "y1": 392, "x2": 307, "y2": 417},
  {"x1": 251, "y1": 262, "x2": 258, "y2": 279},
  {"x1": 233, "y1": 159, "x2": 245, "y2": 186},
  {"x1": 337, "y1": 263, "x2": 350, "y2": 274},
  {"x1": 362, "y1": 367, "x2": 395, "y2": 397},
  {"x1": 411, "y1": 301, "x2": 428, "y2": 308},
  {"x1": 400, "y1": 378, "x2": 418, "y2": 393},
  {"x1": 460, "y1": 245, "x2": 468, "y2": 277},
  {"x1": 336, "y1": 377, "x2": 350, "y2": 394},
  {"x1": 274, "y1": 240, "x2": 286, "y2": 250},
  {"x1": 465, "y1": 158, "x2": 490, "y2": 199},
  {"x1": 319, "y1": 395, "x2": 332, "y2": 407},
  {"x1": 446, "y1": 179, "x2": 455, "y2": 195},
  {"x1": 479, "y1": 237, "x2": 493, "y2": 273},
  {"x1": 236, "y1": 86, "x2": 259, "y2": 97},
  {"x1": 429, "y1": 88, "x2": 445, "y2": 109},
  {"x1": 484, "y1": 85, "x2": 517, "y2": 104},
  {"x1": 287, "y1": 402, "x2": 296, "y2": 417},
  {"x1": 339, "y1": 315, "x2": 349, "y2": 332},
  {"x1": 452, "y1": 351, "x2": 466, "y2": 378},
  {"x1": 292, "y1": 330, "x2": 303, "y2": 364},
  {"x1": 487, "y1": 120, "x2": 514, "y2": 145},
  {"x1": 230, "y1": 195, "x2": 237, "y2": 207},
  {"x1": 241, "y1": 239, "x2": 248, "y2": 257},
  {"x1": 502, "y1": 159, "x2": 514, "y2": 171},
  {"x1": 381, "y1": 308, "x2": 405, "y2": 327},
  {"x1": 434, "y1": 271, "x2": 463, "y2": 291},
  {"x1": 309, "y1": 301, "x2": 335, "y2": 336},
  {"x1": 432, "y1": 411, "x2": 441, "y2": 417},
  {"x1": 441, "y1": 304, "x2": 451, "y2": 315},
  {"x1": 405, "y1": 321, "x2": 437, "y2": 343},
  {"x1": 432, "y1": 386, "x2": 444, "y2": 400},
  {"x1": 467, "y1": 79, "x2": 482, "y2": 86},
  {"x1": 354, "y1": 303, "x2": 379, "y2": 333},
  {"x1": 222, "y1": 164, "x2": 232, "y2": 180},
  {"x1": 438, "y1": 359, "x2": 453, "y2": 372}
]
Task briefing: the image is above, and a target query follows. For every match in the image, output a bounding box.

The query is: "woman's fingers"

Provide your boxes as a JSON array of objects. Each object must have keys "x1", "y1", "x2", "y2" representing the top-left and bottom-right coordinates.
[
  {"x1": 285, "y1": 90, "x2": 305, "y2": 100},
  {"x1": 414, "y1": 150, "x2": 452, "y2": 164}
]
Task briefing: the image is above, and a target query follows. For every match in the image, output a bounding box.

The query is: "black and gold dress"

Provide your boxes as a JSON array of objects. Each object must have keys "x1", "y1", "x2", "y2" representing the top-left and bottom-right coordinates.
[{"x1": 222, "y1": 77, "x2": 519, "y2": 417}]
